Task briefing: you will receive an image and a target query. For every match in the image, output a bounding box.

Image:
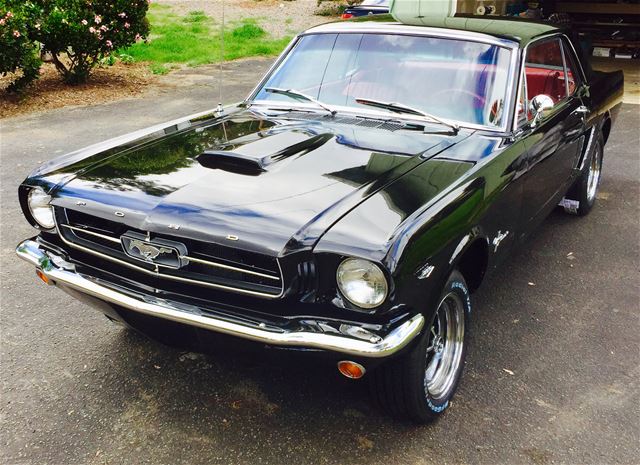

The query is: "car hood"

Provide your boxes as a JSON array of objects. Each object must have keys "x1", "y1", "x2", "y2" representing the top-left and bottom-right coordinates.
[{"x1": 50, "y1": 110, "x2": 470, "y2": 256}]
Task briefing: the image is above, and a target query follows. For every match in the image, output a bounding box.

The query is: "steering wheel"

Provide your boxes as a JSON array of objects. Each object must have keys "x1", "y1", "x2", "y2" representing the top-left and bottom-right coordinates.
[{"x1": 425, "y1": 88, "x2": 486, "y2": 109}]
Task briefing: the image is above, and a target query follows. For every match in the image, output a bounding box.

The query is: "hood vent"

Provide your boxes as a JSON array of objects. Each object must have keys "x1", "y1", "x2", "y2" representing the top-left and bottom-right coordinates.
[
  {"x1": 198, "y1": 133, "x2": 333, "y2": 175},
  {"x1": 196, "y1": 151, "x2": 268, "y2": 175}
]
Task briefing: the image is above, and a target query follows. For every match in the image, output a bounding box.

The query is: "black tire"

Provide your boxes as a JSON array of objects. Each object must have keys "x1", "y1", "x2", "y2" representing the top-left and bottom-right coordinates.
[
  {"x1": 563, "y1": 134, "x2": 604, "y2": 217},
  {"x1": 369, "y1": 270, "x2": 471, "y2": 423}
]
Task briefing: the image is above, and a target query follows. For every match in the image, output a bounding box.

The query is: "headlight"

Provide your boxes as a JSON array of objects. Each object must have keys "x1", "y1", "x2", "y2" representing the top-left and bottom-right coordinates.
[
  {"x1": 336, "y1": 258, "x2": 388, "y2": 309},
  {"x1": 27, "y1": 187, "x2": 55, "y2": 230}
]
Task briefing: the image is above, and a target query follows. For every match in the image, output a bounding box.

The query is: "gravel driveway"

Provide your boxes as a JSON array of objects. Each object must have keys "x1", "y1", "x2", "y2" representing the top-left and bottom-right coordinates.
[{"x1": 157, "y1": 0, "x2": 328, "y2": 38}]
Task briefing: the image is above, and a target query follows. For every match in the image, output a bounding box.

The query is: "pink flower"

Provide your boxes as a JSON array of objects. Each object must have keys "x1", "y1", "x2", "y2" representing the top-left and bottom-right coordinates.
[
  {"x1": 13, "y1": 30, "x2": 20, "y2": 38},
  {"x1": 135, "y1": 33, "x2": 141, "y2": 41},
  {"x1": 81, "y1": 19, "x2": 88, "y2": 25},
  {"x1": 0, "y1": 19, "x2": 5, "y2": 26},
  {"x1": 89, "y1": 26, "x2": 96, "y2": 33},
  {"x1": 106, "y1": 40, "x2": 113, "y2": 48},
  {"x1": 118, "y1": 12, "x2": 126, "y2": 18},
  {"x1": 35, "y1": 23, "x2": 40, "y2": 30},
  {"x1": 124, "y1": 22, "x2": 130, "y2": 29},
  {"x1": 100, "y1": 25, "x2": 107, "y2": 32},
  {"x1": 6, "y1": 11, "x2": 13, "y2": 18},
  {"x1": 94, "y1": 15, "x2": 101, "y2": 24}
]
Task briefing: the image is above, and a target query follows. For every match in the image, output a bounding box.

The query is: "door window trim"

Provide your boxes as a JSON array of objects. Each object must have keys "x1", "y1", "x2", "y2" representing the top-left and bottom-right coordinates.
[
  {"x1": 513, "y1": 33, "x2": 587, "y2": 131},
  {"x1": 560, "y1": 36, "x2": 584, "y2": 98}
]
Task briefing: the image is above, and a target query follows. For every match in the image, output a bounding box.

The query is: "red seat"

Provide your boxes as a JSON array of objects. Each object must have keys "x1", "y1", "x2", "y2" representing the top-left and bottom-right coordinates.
[{"x1": 526, "y1": 66, "x2": 566, "y2": 103}]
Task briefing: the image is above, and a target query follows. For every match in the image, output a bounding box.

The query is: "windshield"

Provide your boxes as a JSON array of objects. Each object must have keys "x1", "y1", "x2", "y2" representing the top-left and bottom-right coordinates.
[{"x1": 253, "y1": 33, "x2": 513, "y2": 128}]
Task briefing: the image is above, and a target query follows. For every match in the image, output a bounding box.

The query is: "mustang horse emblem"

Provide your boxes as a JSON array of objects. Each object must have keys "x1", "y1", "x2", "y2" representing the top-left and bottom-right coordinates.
[{"x1": 127, "y1": 239, "x2": 173, "y2": 261}]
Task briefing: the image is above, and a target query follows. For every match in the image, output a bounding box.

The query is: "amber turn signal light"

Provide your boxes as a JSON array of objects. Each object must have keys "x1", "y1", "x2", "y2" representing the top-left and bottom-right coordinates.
[
  {"x1": 337, "y1": 361, "x2": 366, "y2": 379},
  {"x1": 36, "y1": 269, "x2": 52, "y2": 285}
]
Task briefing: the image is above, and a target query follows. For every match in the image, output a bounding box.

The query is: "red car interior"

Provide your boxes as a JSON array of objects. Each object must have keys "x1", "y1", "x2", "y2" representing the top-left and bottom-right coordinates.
[{"x1": 525, "y1": 66, "x2": 568, "y2": 103}]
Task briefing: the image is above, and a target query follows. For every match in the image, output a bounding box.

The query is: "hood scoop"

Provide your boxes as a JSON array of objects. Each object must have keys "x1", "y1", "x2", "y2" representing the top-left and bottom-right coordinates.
[
  {"x1": 196, "y1": 150, "x2": 269, "y2": 175},
  {"x1": 197, "y1": 131, "x2": 334, "y2": 175}
]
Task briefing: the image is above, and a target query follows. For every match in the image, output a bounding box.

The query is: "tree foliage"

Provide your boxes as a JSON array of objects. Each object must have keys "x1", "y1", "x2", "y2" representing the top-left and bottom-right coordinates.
[
  {"x1": 0, "y1": 6, "x2": 42, "y2": 92},
  {"x1": 24, "y1": 0, "x2": 150, "y2": 84}
]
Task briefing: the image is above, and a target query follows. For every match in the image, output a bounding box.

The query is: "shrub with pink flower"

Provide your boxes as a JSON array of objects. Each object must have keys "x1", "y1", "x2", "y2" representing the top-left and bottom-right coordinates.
[
  {"x1": 0, "y1": 5, "x2": 42, "y2": 92},
  {"x1": 23, "y1": 0, "x2": 150, "y2": 84}
]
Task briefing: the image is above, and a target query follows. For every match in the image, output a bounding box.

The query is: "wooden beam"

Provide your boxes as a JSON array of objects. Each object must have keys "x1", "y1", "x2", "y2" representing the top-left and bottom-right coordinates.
[{"x1": 556, "y1": 3, "x2": 640, "y2": 15}]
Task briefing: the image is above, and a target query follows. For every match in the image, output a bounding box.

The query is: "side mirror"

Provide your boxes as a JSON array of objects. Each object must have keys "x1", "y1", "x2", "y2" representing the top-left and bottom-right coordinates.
[{"x1": 530, "y1": 94, "x2": 555, "y2": 127}]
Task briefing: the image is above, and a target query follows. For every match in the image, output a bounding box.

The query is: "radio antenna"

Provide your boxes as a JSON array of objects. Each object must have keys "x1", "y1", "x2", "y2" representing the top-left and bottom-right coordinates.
[{"x1": 216, "y1": 0, "x2": 225, "y2": 116}]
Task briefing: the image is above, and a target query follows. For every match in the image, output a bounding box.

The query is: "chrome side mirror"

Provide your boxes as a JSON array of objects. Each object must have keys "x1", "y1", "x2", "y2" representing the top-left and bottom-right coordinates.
[{"x1": 530, "y1": 94, "x2": 554, "y2": 127}]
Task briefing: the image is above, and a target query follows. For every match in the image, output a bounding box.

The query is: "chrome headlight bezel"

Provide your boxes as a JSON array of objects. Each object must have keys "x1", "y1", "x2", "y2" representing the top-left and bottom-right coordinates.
[
  {"x1": 27, "y1": 187, "x2": 55, "y2": 230},
  {"x1": 336, "y1": 257, "x2": 389, "y2": 309}
]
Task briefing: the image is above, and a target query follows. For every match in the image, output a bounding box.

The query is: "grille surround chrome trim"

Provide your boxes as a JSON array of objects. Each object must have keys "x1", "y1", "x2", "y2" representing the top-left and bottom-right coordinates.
[
  {"x1": 180, "y1": 254, "x2": 280, "y2": 281},
  {"x1": 61, "y1": 223, "x2": 122, "y2": 244},
  {"x1": 55, "y1": 212, "x2": 285, "y2": 299}
]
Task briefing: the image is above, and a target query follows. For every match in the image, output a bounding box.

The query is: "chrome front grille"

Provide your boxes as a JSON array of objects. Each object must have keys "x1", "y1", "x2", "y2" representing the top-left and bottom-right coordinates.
[{"x1": 55, "y1": 208, "x2": 284, "y2": 298}]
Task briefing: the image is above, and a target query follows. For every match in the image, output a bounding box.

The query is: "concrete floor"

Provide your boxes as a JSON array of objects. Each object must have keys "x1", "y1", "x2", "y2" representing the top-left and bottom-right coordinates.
[{"x1": 1, "y1": 58, "x2": 639, "y2": 465}]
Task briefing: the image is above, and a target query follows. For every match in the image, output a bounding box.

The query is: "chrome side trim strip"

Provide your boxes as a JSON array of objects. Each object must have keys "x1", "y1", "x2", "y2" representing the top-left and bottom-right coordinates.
[
  {"x1": 61, "y1": 224, "x2": 122, "y2": 244},
  {"x1": 16, "y1": 239, "x2": 424, "y2": 358},
  {"x1": 181, "y1": 255, "x2": 280, "y2": 281}
]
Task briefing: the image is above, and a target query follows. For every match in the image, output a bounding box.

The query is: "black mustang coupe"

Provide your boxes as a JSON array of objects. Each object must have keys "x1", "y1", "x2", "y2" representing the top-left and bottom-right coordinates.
[{"x1": 16, "y1": 16, "x2": 623, "y2": 422}]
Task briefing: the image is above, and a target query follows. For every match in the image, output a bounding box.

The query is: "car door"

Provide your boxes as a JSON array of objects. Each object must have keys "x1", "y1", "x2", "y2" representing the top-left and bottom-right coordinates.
[{"x1": 518, "y1": 36, "x2": 588, "y2": 229}]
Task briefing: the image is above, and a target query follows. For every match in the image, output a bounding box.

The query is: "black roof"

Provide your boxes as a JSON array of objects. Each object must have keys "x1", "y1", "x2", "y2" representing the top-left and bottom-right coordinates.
[{"x1": 350, "y1": 14, "x2": 562, "y2": 46}]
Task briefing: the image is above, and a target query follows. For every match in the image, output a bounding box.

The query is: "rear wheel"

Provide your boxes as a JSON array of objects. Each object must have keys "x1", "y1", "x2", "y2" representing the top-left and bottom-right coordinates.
[
  {"x1": 369, "y1": 270, "x2": 470, "y2": 423},
  {"x1": 563, "y1": 135, "x2": 604, "y2": 216}
]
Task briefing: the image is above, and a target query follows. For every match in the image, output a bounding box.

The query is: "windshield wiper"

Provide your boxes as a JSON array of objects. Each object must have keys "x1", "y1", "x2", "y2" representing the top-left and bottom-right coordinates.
[
  {"x1": 265, "y1": 87, "x2": 337, "y2": 116},
  {"x1": 355, "y1": 98, "x2": 459, "y2": 135}
]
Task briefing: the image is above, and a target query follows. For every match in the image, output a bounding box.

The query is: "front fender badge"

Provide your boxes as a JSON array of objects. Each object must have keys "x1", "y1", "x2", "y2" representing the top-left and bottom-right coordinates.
[{"x1": 416, "y1": 263, "x2": 435, "y2": 280}]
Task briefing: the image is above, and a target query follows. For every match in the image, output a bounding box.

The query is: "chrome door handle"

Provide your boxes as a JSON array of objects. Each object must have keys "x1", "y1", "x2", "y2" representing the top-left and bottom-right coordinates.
[{"x1": 575, "y1": 106, "x2": 589, "y2": 115}]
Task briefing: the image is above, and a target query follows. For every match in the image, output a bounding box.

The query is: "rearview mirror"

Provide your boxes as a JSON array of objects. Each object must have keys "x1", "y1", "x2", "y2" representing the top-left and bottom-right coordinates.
[{"x1": 530, "y1": 94, "x2": 555, "y2": 127}]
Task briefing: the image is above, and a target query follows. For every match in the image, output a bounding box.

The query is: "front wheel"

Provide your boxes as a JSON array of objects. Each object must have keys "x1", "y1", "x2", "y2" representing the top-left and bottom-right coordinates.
[{"x1": 369, "y1": 270, "x2": 471, "y2": 423}]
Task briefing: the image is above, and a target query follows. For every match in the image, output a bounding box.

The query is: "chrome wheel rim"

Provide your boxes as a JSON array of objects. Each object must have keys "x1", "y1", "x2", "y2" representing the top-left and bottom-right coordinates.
[
  {"x1": 425, "y1": 292, "x2": 465, "y2": 401},
  {"x1": 586, "y1": 148, "x2": 602, "y2": 203}
]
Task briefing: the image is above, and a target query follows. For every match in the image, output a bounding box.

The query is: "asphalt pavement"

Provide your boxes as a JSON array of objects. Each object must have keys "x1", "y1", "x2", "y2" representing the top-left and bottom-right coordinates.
[{"x1": 1, "y1": 59, "x2": 638, "y2": 465}]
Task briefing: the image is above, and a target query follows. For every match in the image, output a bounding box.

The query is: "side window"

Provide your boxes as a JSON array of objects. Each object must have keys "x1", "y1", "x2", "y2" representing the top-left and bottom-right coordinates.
[
  {"x1": 517, "y1": 74, "x2": 528, "y2": 127},
  {"x1": 561, "y1": 39, "x2": 581, "y2": 96},
  {"x1": 524, "y1": 38, "x2": 568, "y2": 118}
]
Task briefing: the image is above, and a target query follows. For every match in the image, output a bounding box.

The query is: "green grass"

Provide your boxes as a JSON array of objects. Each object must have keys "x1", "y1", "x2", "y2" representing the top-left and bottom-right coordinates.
[{"x1": 122, "y1": 5, "x2": 291, "y2": 69}]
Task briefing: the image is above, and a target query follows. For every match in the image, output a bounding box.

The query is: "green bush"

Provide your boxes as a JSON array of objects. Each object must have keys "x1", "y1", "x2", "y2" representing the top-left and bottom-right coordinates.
[
  {"x1": 0, "y1": 7, "x2": 42, "y2": 92},
  {"x1": 24, "y1": 0, "x2": 150, "y2": 84}
]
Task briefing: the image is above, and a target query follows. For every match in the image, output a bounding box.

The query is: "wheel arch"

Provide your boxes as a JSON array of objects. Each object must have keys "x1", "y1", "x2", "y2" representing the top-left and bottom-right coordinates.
[
  {"x1": 602, "y1": 114, "x2": 612, "y2": 146},
  {"x1": 455, "y1": 238, "x2": 490, "y2": 293},
  {"x1": 438, "y1": 230, "x2": 491, "y2": 295}
]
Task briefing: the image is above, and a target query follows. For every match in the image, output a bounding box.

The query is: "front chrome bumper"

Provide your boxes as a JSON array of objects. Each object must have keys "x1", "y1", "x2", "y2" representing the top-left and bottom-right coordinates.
[{"x1": 16, "y1": 239, "x2": 425, "y2": 358}]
